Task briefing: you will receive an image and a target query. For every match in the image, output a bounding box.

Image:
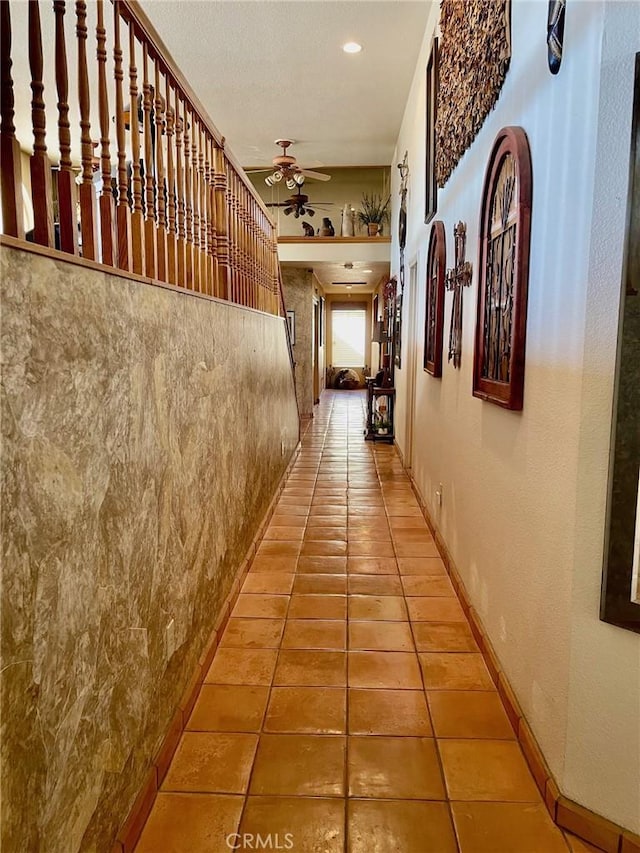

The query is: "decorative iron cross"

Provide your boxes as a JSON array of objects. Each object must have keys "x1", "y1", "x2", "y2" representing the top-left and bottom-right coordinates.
[{"x1": 445, "y1": 221, "x2": 473, "y2": 369}]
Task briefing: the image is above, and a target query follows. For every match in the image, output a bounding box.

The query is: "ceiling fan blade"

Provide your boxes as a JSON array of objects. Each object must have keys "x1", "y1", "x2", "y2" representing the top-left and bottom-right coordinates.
[
  {"x1": 245, "y1": 168, "x2": 272, "y2": 174},
  {"x1": 299, "y1": 169, "x2": 331, "y2": 182}
]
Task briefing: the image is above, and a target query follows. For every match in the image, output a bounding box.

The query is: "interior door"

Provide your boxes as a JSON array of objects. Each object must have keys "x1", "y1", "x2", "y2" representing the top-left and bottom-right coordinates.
[
  {"x1": 404, "y1": 261, "x2": 419, "y2": 470},
  {"x1": 313, "y1": 299, "x2": 320, "y2": 404}
]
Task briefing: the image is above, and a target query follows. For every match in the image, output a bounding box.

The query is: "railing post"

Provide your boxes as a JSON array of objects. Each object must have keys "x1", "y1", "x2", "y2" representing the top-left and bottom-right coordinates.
[
  {"x1": 128, "y1": 21, "x2": 145, "y2": 274},
  {"x1": 175, "y1": 88, "x2": 186, "y2": 287},
  {"x1": 1, "y1": 0, "x2": 24, "y2": 239},
  {"x1": 54, "y1": 0, "x2": 78, "y2": 255},
  {"x1": 114, "y1": 0, "x2": 132, "y2": 270},
  {"x1": 76, "y1": 0, "x2": 98, "y2": 259},
  {"x1": 165, "y1": 78, "x2": 177, "y2": 285},
  {"x1": 213, "y1": 144, "x2": 230, "y2": 301},
  {"x1": 183, "y1": 100, "x2": 193, "y2": 289},
  {"x1": 141, "y1": 43, "x2": 156, "y2": 278},
  {"x1": 154, "y1": 61, "x2": 167, "y2": 281},
  {"x1": 96, "y1": 0, "x2": 116, "y2": 265},
  {"x1": 29, "y1": 0, "x2": 55, "y2": 247}
]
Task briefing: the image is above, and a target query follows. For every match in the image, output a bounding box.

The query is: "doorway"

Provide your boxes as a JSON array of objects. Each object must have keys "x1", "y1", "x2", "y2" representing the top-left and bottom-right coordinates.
[{"x1": 404, "y1": 260, "x2": 419, "y2": 471}]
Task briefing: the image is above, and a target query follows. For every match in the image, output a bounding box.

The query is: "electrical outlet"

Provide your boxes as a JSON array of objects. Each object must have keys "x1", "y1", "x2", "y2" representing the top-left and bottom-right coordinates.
[
  {"x1": 165, "y1": 618, "x2": 176, "y2": 660},
  {"x1": 436, "y1": 483, "x2": 443, "y2": 507}
]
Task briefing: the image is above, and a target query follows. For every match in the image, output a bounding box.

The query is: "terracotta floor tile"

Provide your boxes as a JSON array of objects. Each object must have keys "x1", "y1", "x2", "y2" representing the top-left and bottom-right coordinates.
[
  {"x1": 162, "y1": 732, "x2": 257, "y2": 793},
  {"x1": 407, "y1": 596, "x2": 467, "y2": 622},
  {"x1": 401, "y1": 575, "x2": 455, "y2": 597},
  {"x1": 240, "y1": 797, "x2": 345, "y2": 853},
  {"x1": 439, "y1": 739, "x2": 541, "y2": 801},
  {"x1": 231, "y1": 594, "x2": 289, "y2": 619},
  {"x1": 348, "y1": 736, "x2": 445, "y2": 799},
  {"x1": 420, "y1": 653, "x2": 495, "y2": 690},
  {"x1": 219, "y1": 618, "x2": 284, "y2": 649},
  {"x1": 348, "y1": 506, "x2": 389, "y2": 517},
  {"x1": 293, "y1": 573, "x2": 347, "y2": 595},
  {"x1": 348, "y1": 574, "x2": 403, "y2": 596},
  {"x1": 397, "y1": 556, "x2": 447, "y2": 576},
  {"x1": 452, "y1": 802, "x2": 569, "y2": 852},
  {"x1": 304, "y1": 526, "x2": 347, "y2": 541},
  {"x1": 395, "y1": 541, "x2": 441, "y2": 557},
  {"x1": 264, "y1": 525, "x2": 305, "y2": 541},
  {"x1": 349, "y1": 689, "x2": 432, "y2": 736},
  {"x1": 134, "y1": 792, "x2": 243, "y2": 853},
  {"x1": 256, "y1": 540, "x2": 301, "y2": 557},
  {"x1": 288, "y1": 594, "x2": 347, "y2": 620},
  {"x1": 187, "y1": 685, "x2": 269, "y2": 732},
  {"x1": 250, "y1": 734, "x2": 346, "y2": 796},
  {"x1": 347, "y1": 556, "x2": 398, "y2": 575},
  {"x1": 348, "y1": 799, "x2": 457, "y2": 853},
  {"x1": 297, "y1": 555, "x2": 348, "y2": 574},
  {"x1": 347, "y1": 527, "x2": 392, "y2": 542},
  {"x1": 564, "y1": 832, "x2": 604, "y2": 853},
  {"x1": 276, "y1": 502, "x2": 311, "y2": 513},
  {"x1": 269, "y1": 514, "x2": 308, "y2": 527},
  {"x1": 275, "y1": 650, "x2": 347, "y2": 686},
  {"x1": 348, "y1": 651, "x2": 423, "y2": 689},
  {"x1": 413, "y1": 621, "x2": 479, "y2": 652},
  {"x1": 428, "y1": 690, "x2": 515, "y2": 739},
  {"x1": 348, "y1": 595, "x2": 408, "y2": 622},
  {"x1": 347, "y1": 541, "x2": 396, "y2": 557},
  {"x1": 306, "y1": 516, "x2": 348, "y2": 529},
  {"x1": 250, "y1": 555, "x2": 298, "y2": 573},
  {"x1": 348, "y1": 621, "x2": 414, "y2": 652},
  {"x1": 242, "y1": 572, "x2": 295, "y2": 595},
  {"x1": 282, "y1": 619, "x2": 347, "y2": 650},
  {"x1": 300, "y1": 539, "x2": 348, "y2": 557},
  {"x1": 389, "y1": 516, "x2": 431, "y2": 529},
  {"x1": 264, "y1": 686, "x2": 346, "y2": 734},
  {"x1": 308, "y1": 505, "x2": 348, "y2": 517},
  {"x1": 205, "y1": 648, "x2": 278, "y2": 686}
]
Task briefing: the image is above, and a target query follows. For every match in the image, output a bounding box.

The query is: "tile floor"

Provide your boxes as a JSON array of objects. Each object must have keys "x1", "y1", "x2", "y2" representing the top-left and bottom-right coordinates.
[{"x1": 135, "y1": 391, "x2": 573, "y2": 852}]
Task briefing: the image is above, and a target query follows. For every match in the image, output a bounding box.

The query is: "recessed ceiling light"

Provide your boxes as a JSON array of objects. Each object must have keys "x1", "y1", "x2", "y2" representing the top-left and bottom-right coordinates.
[
  {"x1": 343, "y1": 41, "x2": 362, "y2": 54},
  {"x1": 362, "y1": 269, "x2": 372, "y2": 273},
  {"x1": 346, "y1": 285, "x2": 353, "y2": 290}
]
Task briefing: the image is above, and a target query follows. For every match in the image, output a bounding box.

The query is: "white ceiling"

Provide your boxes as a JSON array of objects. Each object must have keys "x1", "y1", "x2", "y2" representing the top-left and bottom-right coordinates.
[
  {"x1": 282, "y1": 259, "x2": 389, "y2": 293},
  {"x1": 140, "y1": 0, "x2": 432, "y2": 169}
]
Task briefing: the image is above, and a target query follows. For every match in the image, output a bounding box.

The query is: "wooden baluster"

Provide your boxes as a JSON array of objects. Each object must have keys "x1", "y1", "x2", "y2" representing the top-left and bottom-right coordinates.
[
  {"x1": 0, "y1": 1, "x2": 24, "y2": 238},
  {"x1": 213, "y1": 144, "x2": 230, "y2": 301},
  {"x1": 128, "y1": 22, "x2": 144, "y2": 274},
  {"x1": 183, "y1": 100, "x2": 193, "y2": 289},
  {"x1": 28, "y1": 0, "x2": 55, "y2": 246},
  {"x1": 53, "y1": 0, "x2": 77, "y2": 254},
  {"x1": 76, "y1": 0, "x2": 98, "y2": 258},
  {"x1": 165, "y1": 79, "x2": 176, "y2": 285},
  {"x1": 154, "y1": 61, "x2": 167, "y2": 281},
  {"x1": 141, "y1": 44, "x2": 156, "y2": 277},
  {"x1": 174, "y1": 87, "x2": 185, "y2": 287},
  {"x1": 205, "y1": 135, "x2": 216, "y2": 297},
  {"x1": 191, "y1": 115, "x2": 200, "y2": 291},
  {"x1": 96, "y1": 0, "x2": 115, "y2": 265},
  {"x1": 113, "y1": 0, "x2": 131, "y2": 270},
  {"x1": 198, "y1": 125, "x2": 207, "y2": 293},
  {"x1": 227, "y1": 168, "x2": 236, "y2": 302}
]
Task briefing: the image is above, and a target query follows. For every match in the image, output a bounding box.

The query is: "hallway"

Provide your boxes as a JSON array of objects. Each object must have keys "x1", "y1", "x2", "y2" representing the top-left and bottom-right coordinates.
[{"x1": 134, "y1": 391, "x2": 572, "y2": 852}]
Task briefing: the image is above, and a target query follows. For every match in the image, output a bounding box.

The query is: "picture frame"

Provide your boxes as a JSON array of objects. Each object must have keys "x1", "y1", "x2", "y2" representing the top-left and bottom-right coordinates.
[
  {"x1": 473, "y1": 126, "x2": 532, "y2": 410},
  {"x1": 425, "y1": 37, "x2": 439, "y2": 224},
  {"x1": 424, "y1": 220, "x2": 447, "y2": 376},
  {"x1": 286, "y1": 309, "x2": 296, "y2": 346}
]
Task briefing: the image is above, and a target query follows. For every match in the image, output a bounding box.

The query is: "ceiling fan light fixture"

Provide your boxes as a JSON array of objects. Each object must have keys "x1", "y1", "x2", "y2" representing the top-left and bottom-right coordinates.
[
  {"x1": 294, "y1": 172, "x2": 305, "y2": 186},
  {"x1": 286, "y1": 178, "x2": 297, "y2": 190},
  {"x1": 343, "y1": 41, "x2": 362, "y2": 54}
]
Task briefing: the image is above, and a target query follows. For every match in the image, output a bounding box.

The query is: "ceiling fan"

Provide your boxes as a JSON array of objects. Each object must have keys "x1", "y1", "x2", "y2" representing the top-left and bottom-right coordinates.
[
  {"x1": 265, "y1": 189, "x2": 330, "y2": 218},
  {"x1": 249, "y1": 140, "x2": 331, "y2": 189}
]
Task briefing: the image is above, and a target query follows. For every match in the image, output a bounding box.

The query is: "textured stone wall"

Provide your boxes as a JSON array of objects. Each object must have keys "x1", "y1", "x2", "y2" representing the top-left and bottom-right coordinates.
[
  {"x1": 0, "y1": 244, "x2": 300, "y2": 852},
  {"x1": 281, "y1": 267, "x2": 314, "y2": 416}
]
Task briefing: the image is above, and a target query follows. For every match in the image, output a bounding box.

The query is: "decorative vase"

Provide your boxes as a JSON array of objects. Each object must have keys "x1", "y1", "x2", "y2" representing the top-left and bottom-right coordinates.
[
  {"x1": 341, "y1": 204, "x2": 355, "y2": 237},
  {"x1": 368, "y1": 222, "x2": 379, "y2": 237}
]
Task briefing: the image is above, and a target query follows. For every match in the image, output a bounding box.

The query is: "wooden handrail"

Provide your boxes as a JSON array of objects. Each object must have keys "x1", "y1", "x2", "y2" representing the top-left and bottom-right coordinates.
[{"x1": 0, "y1": 0, "x2": 281, "y2": 318}]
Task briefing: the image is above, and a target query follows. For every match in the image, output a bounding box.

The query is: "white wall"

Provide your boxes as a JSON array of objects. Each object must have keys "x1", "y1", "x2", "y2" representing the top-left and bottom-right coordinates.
[{"x1": 392, "y1": 0, "x2": 639, "y2": 831}]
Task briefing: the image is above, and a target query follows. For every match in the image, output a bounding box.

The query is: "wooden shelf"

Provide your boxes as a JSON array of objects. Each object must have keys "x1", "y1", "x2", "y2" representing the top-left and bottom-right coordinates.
[{"x1": 277, "y1": 236, "x2": 391, "y2": 245}]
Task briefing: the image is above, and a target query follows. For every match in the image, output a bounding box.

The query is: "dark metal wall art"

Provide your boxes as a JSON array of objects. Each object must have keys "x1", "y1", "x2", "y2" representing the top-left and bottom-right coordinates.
[
  {"x1": 424, "y1": 220, "x2": 447, "y2": 376},
  {"x1": 473, "y1": 126, "x2": 532, "y2": 410},
  {"x1": 547, "y1": 0, "x2": 566, "y2": 75},
  {"x1": 425, "y1": 38, "x2": 439, "y2": 223},
  {"x1": 446, "y1": 222, "x2": 473, "y2": 369},
  {"x1": 396, "y1": 152, "x2": 410, "y2": 368}
]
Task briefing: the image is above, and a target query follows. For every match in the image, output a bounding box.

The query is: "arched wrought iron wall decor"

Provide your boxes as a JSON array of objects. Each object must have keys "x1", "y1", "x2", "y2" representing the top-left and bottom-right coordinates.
[
  {"x1": 424, "y1": 220, "x2": 447, "y2": 376},
  {"x1": 473, "y1": 126, "x2": 532, "y2": 410}
]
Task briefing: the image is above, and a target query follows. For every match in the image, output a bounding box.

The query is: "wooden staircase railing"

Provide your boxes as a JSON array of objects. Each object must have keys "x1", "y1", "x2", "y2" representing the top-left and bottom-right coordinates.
[{"x1": 0, "y1": 0, "x2": 282, "y2": 316}]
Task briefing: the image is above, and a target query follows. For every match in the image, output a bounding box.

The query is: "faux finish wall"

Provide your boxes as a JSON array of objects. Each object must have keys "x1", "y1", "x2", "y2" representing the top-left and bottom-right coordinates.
[
  {"x1": 0, "y1": 245, "x2": 300, "y2": 852},
  {"x1": 281, "y1": 267, "x2": 314, "y2": 416},
  {"x1": 391, "y1": 0, "x2": 640, "y2": 832}
]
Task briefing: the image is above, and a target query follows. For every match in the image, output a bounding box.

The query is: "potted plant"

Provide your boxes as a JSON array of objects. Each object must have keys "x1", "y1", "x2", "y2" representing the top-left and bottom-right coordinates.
[{"x1": 358, "y1": 193, "x2": 390, "y2": 237}]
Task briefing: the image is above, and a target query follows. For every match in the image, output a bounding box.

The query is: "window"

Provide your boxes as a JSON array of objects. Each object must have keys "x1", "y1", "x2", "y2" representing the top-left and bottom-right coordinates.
[
  {"x1": 332, "y1": 308, "x2": 366, "y2": 367},
  {"x1": 473, "y1": 126, "x2": 532, "y2": 410}
]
